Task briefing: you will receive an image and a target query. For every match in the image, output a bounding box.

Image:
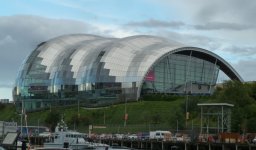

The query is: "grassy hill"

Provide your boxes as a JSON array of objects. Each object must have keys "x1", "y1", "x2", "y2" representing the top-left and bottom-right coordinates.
[
  {"x1": 0, "y1": 99, "x2": 207, "y2": 133},
  {"x1": 0, "y1": 99, "x2": 187, "y2": 125}
]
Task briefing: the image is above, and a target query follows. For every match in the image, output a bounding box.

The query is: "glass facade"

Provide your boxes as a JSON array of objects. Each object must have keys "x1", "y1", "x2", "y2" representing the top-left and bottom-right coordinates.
[
  {"x1": 13, "y1": 34, "x2": 233, "y2": 111},
  {"x1": 141, "y1": 54, "x2": 219, "y2": 94}
]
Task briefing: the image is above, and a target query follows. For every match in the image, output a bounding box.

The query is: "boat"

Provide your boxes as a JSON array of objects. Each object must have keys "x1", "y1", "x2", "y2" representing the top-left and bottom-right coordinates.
[{"x1": 43, "y1": 115, "x2": 90, "y2": 149}]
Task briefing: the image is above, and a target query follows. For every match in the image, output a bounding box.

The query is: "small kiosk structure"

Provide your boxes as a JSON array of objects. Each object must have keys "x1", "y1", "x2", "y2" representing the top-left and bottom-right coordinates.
[{"x1": 197, "y1": 103, "x2": 234, "y2": 134}]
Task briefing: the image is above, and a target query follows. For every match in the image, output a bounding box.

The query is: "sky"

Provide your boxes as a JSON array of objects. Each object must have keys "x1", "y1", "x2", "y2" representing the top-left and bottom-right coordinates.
[{"x1": 1, "y1": 0, "x2": 256, "y2": 101}]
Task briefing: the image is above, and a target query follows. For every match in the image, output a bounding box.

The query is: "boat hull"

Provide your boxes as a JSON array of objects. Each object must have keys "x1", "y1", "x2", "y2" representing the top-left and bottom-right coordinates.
[{"x1": 44, "y1": 143, "x2": 89, "y2": 149}]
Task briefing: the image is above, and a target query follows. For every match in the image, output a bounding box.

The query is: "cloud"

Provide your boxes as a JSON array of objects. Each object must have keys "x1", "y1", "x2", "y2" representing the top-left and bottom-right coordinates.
[
  {"x1": 193, "y1": 22, "x2": 255, "y2": 30},
  {"x1": 0, "y1": 84, "x2": 13, "y2": 88},
  {"x1": 220, "y1": 45, "x2": 256, "y2": 57},
  {"x1": 144, "y1": 29, "x2": 223, "y2": 51},
  {"x1": 125, "y1": 19, "x2": 256, "y2": 31},
  {"x1": 0, "y1": 14, "x2": 109, "y2": 87},
  {"x1": 124, "y1": 18, "x2": 185, "y2": 28},
  {"x1": 231, "y1": 59, "x2": 256, "y2": 81},
  {"x1": 0, "y1": 35, "x2": 17, "y2": 45}
]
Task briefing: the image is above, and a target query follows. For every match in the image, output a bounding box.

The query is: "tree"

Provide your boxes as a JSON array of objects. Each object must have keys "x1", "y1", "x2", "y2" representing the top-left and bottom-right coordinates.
[
  {"x1": 67, "y1": 113, "x2": 80, "y2": 126},
  {"x1": 219, "y1": 80, "x2": 253, "y2": 107},
  {"x1": 249, "y1": 82, "x2": 256, "y2": 100},
  {"x1": 44, "y1": 107, "x2": 60, "y2": 131},
  {"x1": 241, "y1": 121, "x2": 247, "y2": 135},
  {"x1": 67, "y1": 113, "x2": 92, "y2": 126},
  {"x1": 168, "y1": 107, "x2": 185, "y2": 129},
  {"x1": 140, "y1": 111, "x2": 151, "y2": 124},
  {"x1": 0, "y1": 103, "x2": 5, "y2": 110},
  {"x1": 151, "y1": 112, "x2": 162, "y2": 124},
  {"x1": 247, "y1": 117, "x2": 256, "y2": 133},
  {"x1": 80, "y1": 115, "x2": 92, "y2": 126}
]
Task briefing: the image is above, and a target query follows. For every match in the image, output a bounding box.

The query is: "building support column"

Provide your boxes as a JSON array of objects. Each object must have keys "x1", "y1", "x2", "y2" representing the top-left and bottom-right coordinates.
[{"x1": 209, "y1": 59, "x2": 217, "y2": 93}]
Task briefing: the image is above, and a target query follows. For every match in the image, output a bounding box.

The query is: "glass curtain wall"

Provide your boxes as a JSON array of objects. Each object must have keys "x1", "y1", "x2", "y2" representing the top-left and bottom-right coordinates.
[{"x1": 141, "y1": 54, "x2": 219, "y2": 94}]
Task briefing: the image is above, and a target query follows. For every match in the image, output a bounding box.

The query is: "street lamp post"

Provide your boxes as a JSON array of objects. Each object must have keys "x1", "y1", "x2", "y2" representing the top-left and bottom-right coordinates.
[
  {"x1": 124, "y1": 98, "x2": 129, "y2": 127},
  {"x1": 78, "y1": 100, "x2": 82, "y2": 118},
  {"x1": 186, "y1": 94, "x2": 188, "y2": 127}
]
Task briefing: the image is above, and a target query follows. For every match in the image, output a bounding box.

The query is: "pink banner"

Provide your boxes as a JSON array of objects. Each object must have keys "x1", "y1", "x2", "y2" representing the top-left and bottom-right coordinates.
[
  {"x1": 145, "y1": 71, "x2": 155, "y2": 81},
  {"x1": 28, "y1": 87, "x2": 47, "y2": 91}
]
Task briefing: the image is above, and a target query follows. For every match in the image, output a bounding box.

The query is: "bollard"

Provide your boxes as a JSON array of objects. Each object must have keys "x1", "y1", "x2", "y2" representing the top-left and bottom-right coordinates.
[
  {"x1": 22, "y1": 140, "x2": 27, "y2": 150},
  {"x1": 63, "y1": 142, "x2": 69, "y2": 148}
]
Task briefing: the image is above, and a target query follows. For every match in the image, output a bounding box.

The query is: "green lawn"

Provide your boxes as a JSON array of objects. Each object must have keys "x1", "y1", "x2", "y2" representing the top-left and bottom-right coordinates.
[{"x1": 0, "y1": 99, "x2": 186, "y2": 126}]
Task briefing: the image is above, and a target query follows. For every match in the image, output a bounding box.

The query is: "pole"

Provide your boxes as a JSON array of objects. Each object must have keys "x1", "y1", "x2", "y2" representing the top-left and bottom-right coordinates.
[
  {"x1": 201, "y1": 106, "x2": 202, "y2": 134},
  {"x1": 186, "y1": 95, "x2": 188, "y2": 127},
  {"x1": 21, "y1": 101, "x2": 23, "y2": 140},
  {"x1": 177, "y1": 119, "x2": 178, "y2": 133},
  {"x1": 192, "y1": 119, "x2": 193, "y2": 131},
  {"x1": 218, "y1": 107, "x2": 220, "y2": 133},
  {"x1": 207, "y1": 125, "x2": 209, "y2": 140},
  {"x1": 124, "y1": 98, "x2": 127, "y2": 127},
  {"x1": 104, "y1": 108, "x2": 105, "y2": 126},
  {"x1": 38, "y1": 119, "x2": 39, "y2": 134},
  {"x1": 78, "y1": 100, "x2": 79, "y2": 118},
  {"x1": 222, "y1": 106, "x2": 223, "y2": 132}
]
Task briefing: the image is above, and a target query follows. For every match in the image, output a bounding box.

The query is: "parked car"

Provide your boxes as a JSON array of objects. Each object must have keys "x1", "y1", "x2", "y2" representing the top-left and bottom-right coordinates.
[
  {"x1": 100, "y1": 134, "x2": 106, "y2": 139},
  {"x1": 253, "y1": 137, "x2": 256, "y2": 143},
  {"x1": 0, "y1": 146, "x2": 6, "y2": 150},
  {"x1": 105, "y1": 134, "x2": 112, "y2": 139},
  {"x1": 123, "y1": 134, "x2": 129, "y2": 139},
  {"x1": 128, "y1": 134, "x2": 137, "y2": 140},
  {"x1": 137, "y1": 133, "x2": 149, "y2": 140},
  {"x1": 116, "y1": 134, "x2": 124, "y2": 139},
  {"x1": 39, "y1": 132, "x2": 51, "y2": 137},
  {"x1": 143, "y1": 135, "x2": 150, "y2": 141},
  {"x1": 150, "y1": 130, "x2": 171, "y2": 140},
  {"x1": 87, "y1": 134, "x2": 96, "y2": 138}
]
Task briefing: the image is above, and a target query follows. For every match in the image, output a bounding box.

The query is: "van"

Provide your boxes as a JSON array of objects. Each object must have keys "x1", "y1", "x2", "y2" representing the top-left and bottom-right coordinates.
[{"x1": 150, "y1": 130, "x2": 171, "y2": 140}]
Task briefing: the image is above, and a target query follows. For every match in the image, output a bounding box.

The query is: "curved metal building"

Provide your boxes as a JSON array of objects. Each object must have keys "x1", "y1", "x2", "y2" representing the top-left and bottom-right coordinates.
[{"x1": 13, "y1": 34, "x2": 243, "y2": 111}]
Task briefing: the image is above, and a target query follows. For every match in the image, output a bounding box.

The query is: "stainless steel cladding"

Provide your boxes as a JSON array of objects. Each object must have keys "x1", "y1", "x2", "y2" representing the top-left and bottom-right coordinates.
[{"x1": 13, "y1": 34, "x2": 243, "y2": 111}]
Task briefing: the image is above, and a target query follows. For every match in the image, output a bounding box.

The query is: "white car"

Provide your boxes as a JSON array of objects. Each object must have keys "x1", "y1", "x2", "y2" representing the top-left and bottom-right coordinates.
[
  {"x1": 39, "y1": 132, "x2": 51, "y2": 137},
  {"x1": 100, "y1": 134, "x2": 106, "y2": 139},
  {"x1": 128, "y1": 134, "x2": 137, "y2": 140},
  {"x1": 253, "y1": 137, "x2": 256, "y2": 143}
]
